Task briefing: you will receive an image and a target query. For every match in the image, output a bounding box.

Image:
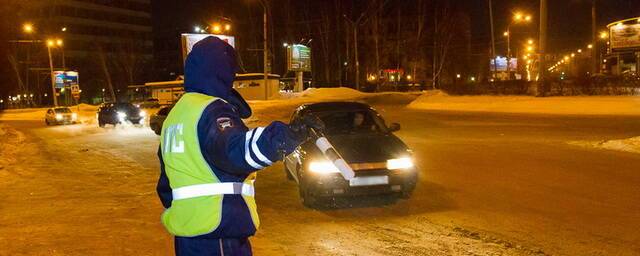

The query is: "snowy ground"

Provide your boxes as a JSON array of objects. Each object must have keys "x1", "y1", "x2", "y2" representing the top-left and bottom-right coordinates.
[
  {"x1": 409, "y1": 90, "x2": 640, "y2": 116},
  {"x1": 1, "y1": 88, "x2": 639, "y2": 255}
]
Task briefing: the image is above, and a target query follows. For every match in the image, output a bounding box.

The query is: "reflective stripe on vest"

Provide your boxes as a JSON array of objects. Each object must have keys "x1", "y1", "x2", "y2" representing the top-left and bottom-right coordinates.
[
  {"x1": 160, "y1": 92, "x2": 260, "y2": 237},
  {"x1": 172, "y1": 182, "x2": 255, "y2": 200}
]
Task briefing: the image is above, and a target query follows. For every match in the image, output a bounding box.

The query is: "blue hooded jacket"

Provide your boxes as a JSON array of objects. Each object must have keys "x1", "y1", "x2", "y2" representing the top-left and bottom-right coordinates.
[{"x1": 157, "y1": 36, "x2": 300, "y2": 238}]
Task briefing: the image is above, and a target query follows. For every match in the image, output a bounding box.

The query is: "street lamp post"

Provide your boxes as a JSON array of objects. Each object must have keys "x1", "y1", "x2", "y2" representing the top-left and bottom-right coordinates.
[
  {"x1": 505, "y1": 13, "x2": 531, "y2": 80},
  {"x1": 47, "y1": 40, "x2": 58, "y2": 107}
]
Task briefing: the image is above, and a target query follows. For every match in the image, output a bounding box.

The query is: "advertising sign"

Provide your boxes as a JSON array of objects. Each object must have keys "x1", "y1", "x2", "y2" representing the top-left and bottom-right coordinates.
[
  {"x1": 181, "y1": 33, "x2": 236, "y2": 62},
  {"x1": 610, "y1": 23, "x2": 640, "y2": 50},
  {"x1": 54, "y1": 71, "x2": 65, "y2": 88},
  {"x1": 490, "y1": 57, "x2": 518, "y2": 72},
  {"x1": 53, "y1": 71, "x2": 79, "y2": 89},
  {"x1": 64, "y1": 71, "x2": 79, "y2": 87},
  {"x1": 287, "y1": 44, "x2": 311, "y2": 72}
]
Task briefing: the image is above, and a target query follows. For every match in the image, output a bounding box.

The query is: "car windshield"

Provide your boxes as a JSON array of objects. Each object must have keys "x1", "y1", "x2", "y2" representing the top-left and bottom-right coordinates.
[
  {"x1": 55, "y1": 108, "x2": 71, "y2": 113},
  {"x1": 312, "y1": 110, "x2": 387, "y2": 135}
]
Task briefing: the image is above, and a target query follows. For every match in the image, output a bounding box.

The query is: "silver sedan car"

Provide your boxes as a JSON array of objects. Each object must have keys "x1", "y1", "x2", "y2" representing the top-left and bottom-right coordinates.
[{"x1": 45, "y1": 107, "x2": 78, "y2": 125}]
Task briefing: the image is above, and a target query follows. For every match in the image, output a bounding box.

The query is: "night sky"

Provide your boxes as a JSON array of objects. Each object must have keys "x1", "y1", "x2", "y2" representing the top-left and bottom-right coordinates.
[{"x1": 1, "y1": 0, "x2": 639, "y2": 96}]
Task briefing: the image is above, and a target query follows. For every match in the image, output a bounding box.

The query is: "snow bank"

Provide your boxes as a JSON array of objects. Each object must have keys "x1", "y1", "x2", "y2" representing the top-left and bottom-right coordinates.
[
  {"x1": 569, "y1": 137, "x2": 640, "y2": 154},
  {"x1": 0, "y1": 124, "x2": 27, "y2": 170},
  {"x1": 408, "y1": 90, "x2": 640, "y2": 116}
]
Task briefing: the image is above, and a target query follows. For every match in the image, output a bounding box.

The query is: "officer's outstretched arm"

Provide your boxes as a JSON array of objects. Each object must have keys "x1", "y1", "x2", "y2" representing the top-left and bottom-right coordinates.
[{"x1": 199, "y1": 102, "x2": 301, "y2": 175}]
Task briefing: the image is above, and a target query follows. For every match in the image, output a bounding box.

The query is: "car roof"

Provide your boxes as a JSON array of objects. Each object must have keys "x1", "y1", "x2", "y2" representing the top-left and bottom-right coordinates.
[{"x1": 297, "y1": 101, "x2": 373, "y2": 115}]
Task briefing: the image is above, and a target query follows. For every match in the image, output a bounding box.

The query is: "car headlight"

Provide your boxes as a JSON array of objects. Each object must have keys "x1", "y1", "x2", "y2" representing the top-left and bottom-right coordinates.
[
  {"x1": 139, "y1": 110, "x2": 146, "y2": 117},
  {"x1": 71, "y1": 113, "x2": 78, "y2": 120},
  {"x1": 55, "y1": 114, "x2": 63, "y2": 120},
  {"x1": 387, "y1": 157, "x2": 414, "y2": 170},
  {"x1": 117, "y1": 112, "x2": 127, "y2": 121},
  {"x1": 308, "y1": 160, "x2": 341, "y2": 174}
]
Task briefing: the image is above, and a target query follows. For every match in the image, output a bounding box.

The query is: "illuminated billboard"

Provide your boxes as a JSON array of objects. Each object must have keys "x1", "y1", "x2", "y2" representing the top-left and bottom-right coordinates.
[
  {"x1": 609, "y1": 23, "x2": 640, "y2": 50},
  {"x1": 53, "y1": 71, "x2": 79, "y2": 89},
  {"x1": 181, "y1": 33, "x2": 236, "y2": 62},
  {"x1": 287, "y1": 44, "x2": 311, "y2": 72},
  {"x1": 490, "y1": 57, "x2": 517, "y2": 72}
]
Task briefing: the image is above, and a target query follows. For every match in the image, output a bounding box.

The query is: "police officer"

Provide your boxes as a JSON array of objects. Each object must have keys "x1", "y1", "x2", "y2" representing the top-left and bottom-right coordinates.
[{"x1": 156, "y1": 37, "x2": 314, "y2": 255}]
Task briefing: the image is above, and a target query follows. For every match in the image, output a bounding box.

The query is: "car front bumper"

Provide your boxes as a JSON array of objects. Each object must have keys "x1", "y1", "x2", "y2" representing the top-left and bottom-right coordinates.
[{"x1": 302, "y1": 168, "x2": 418, "y2": 197}]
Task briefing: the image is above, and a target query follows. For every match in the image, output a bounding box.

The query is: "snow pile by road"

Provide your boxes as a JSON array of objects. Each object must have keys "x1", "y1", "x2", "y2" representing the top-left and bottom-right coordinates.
[
  {"x1": 0, "y1": 124, "x2": 27, "y2": 171},
  {"x1": 247, "y1": 87, "x2": 420, "y2": 126},
  {"x1": 570, "y1": 136, "x2": 640, "y2": 154},
  {"x1": 408, "y1": 90, "x2": 640, "y2": 116}
]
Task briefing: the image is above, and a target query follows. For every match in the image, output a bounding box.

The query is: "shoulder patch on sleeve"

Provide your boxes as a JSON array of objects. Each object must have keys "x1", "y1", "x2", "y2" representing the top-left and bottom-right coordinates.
[{"x1": 216, "y1": 117, "x2": 234, "y2": 131}]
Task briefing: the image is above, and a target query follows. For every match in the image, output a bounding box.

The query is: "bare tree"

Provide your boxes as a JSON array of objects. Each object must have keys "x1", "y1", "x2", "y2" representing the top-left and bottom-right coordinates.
[
  {"x1": 432, "y1": 1, "x2": 458, "y2": 89},
  {"x1": 96, "y1": 45, "x2": 116, "y2": 102},
  {"x1": 115, "y1": 40, "x2": 143, "y2": 86},
  {"x1": 7, "y1": 54, "x2": 26, "y2": 92},
  {"x1": 412, "y1": 0, "x2": 427, "y2": 83},
  {"x1": 318, "y1": 4, "x2": 332, "y2": 84}
]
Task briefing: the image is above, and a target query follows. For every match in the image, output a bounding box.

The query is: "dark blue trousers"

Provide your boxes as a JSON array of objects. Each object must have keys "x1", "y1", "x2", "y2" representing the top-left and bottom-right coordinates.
[{"x1": 175, "y1": 237, "x2": 252, "y2": 256}]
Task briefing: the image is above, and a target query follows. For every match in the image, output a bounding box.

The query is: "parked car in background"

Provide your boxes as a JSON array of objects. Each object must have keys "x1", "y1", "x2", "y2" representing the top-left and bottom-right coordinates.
[
  {"x1": 97, "y1": 102, "x2": 146, "y2": 127},
  {"x1": 149, "y1": 105, "x2": 173, "y2": 135},
  {"x1": 45, "y1": 107, "x2": 78, "y2": 125},
  {"x1": 284, "y1": 102, "x2": 417, "y2": 208}
]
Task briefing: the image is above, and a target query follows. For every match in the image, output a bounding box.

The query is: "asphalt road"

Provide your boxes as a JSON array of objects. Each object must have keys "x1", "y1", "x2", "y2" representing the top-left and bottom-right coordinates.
[{"x1": 1, "y1": 105, "x2": 639, "y2": 255}]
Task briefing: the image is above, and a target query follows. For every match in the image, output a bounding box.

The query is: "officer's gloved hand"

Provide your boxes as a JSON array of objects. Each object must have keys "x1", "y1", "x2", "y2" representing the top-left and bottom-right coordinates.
[
  {"x1": 289, "y1": 115, "x2": 325, "y2": 141},
  {"x1": 302, "y1": 115, "x2": 325, "y2": 132}
]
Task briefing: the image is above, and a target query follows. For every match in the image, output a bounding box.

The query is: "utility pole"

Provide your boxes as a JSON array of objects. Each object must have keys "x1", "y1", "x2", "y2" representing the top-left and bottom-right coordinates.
[
  {"x1": 539, "y1": 0, "x2": 548, "y2": 96},
  {"x1": 591, "y1": 0, "x2": 597, "y2": 74},
  {"x1": 47, "y1": 46, "x2": 58, "y2": 106},
  {"x1": 489, "y1": 0, "x2": 497, "y2": 80},
  {"x1": 262, "y1": 1, "x2": 269, "y2": 100},
  {"x1": 344, "y1": 12, "x2": 369, "y2": 91}
]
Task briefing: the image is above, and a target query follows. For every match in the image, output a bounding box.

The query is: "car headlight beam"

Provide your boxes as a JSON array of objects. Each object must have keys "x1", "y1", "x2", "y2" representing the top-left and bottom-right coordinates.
[
  {"x1": 387, "y1": 157, "x2": 414, "y2": 170},
  {"x1": 117, "y1": 112, "x2": 127, "y2": 122},
  {"x1": 139, "y1": 110, "x2": 146, "y2": 117},
  {"x1": 55, "y1": 113, "x2": 63, "y2": 120},
  {"x1": 71, "y1": 113, "x2": 78, "y2": 120},
  {"x1": 308, "y1": 161, "x2": 341, "y2": 174}
]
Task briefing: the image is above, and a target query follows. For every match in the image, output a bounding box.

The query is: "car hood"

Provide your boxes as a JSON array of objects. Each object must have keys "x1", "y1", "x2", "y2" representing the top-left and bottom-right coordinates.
[
  {"x1": 306, "y1": 133, "x2": 410, "y2": 163},
  {"x1": 115, "y1": 107, "x2": 141, "y2": 117}
]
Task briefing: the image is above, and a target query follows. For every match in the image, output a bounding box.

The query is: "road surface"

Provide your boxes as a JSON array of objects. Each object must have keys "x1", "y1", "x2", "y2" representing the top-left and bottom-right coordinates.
[{"x1": 0, "y1": 103, "x2": 639, "y2": 255}]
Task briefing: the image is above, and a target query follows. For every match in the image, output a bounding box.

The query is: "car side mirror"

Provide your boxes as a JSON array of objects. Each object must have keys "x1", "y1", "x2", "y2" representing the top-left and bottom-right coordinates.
[{"x1": 388, "y1": 123, "x2": 401, "y2": 132}]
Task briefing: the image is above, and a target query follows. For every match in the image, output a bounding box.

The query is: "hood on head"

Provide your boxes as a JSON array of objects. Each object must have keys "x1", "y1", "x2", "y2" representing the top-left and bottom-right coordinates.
[{"x1": 184, "y1": 36, "x2": 251, "y2": 118}]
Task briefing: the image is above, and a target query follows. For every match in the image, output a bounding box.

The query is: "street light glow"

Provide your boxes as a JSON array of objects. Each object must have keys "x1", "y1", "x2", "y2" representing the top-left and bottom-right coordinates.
[
  {"x1": 46, "y1": 39, "x2": 55, "y2": 47},
  {"x1": 587, "y1": 44, "x2": 593, "y2": 49},
  {"x1": 283, "y1": 43, "x2": 288, "y2": 47},
  {"x1": 503, "y1": 31, "x2": 509, "y2": 37},
  {"x1": 525, "y1": 15, "x2": 532, "y2": 21},
  {"x1": 577, "y1": 49, "x2": 582, "y2": 53},
  {"x1": 23, "y1": 23, "x2": 34, "y2": 33},
  {"x1": 527, "y1": 39, "x2": 534, "y2": 45},
  {"x1": 61, "y1": 27, "x2": 67, "y2": 32},
  {"x1": 224, "y1": 24, "x2": 231, "y2": 31},
  {"x1": 56, "y1": 39, "x2": 63, "y2": 46},
  {"x1": 514, "y1": 13, "x2": 523, "y2": 21},
  {"x1": 212, "y1": 24, "x2": 221, "y2": 33},
  {"x1": 194, "y1": 26, "x2": 201, "y2": 33},
  {"x1": 599, "y1": 31, "x2": 608, "y2": 39}
]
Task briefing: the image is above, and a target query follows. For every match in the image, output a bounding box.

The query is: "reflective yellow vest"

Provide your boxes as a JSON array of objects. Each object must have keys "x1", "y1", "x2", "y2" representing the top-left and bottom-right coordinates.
[{"x1": 160, "y1": 92, "x2": 259, "y2": 237}]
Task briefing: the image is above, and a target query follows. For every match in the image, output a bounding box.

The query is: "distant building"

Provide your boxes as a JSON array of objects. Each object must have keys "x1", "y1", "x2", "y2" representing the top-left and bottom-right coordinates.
[{"x1": 27, "y1": 0, "x2": 153, "y2": 101}]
